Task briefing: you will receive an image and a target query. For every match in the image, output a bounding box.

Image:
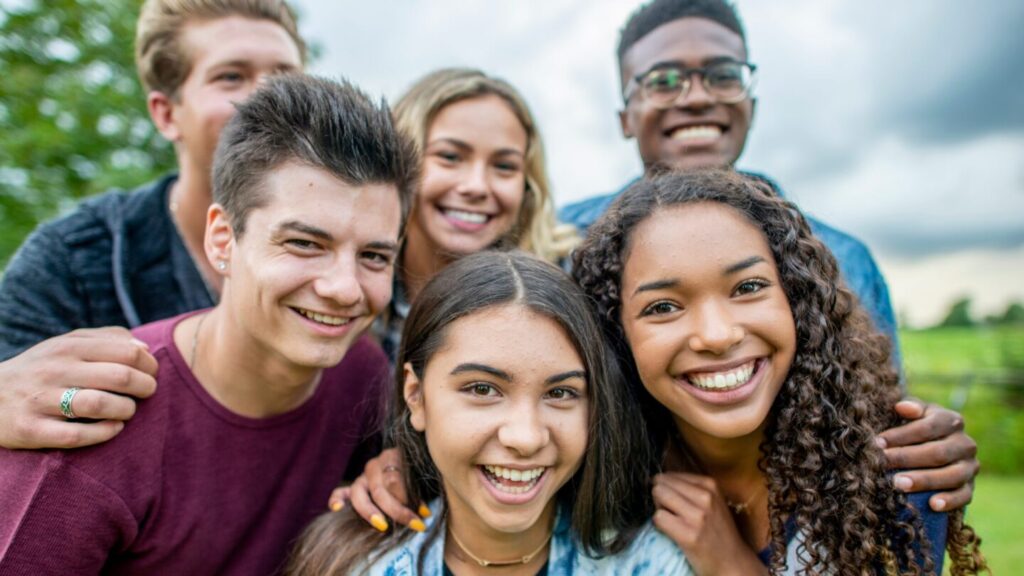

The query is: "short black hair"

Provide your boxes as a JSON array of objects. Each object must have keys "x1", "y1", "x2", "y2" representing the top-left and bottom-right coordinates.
[
  {"x1": 213, "y1": 74, "x2": 418, "y2": 237},
  {"x1": 617, "y1": 0, "x2": 746, "y2": 62}
]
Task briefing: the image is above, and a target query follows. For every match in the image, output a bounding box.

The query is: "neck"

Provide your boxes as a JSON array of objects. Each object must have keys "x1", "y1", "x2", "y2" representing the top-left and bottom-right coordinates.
[
  {"x1": 400, "y1": 222, "x2": 454, "y2": 302},
  {"x1": 170, "y1": 166, "x2": 222, "y2": 295},
  {"x1": 669, "y1": 418, "x2": 771, "y2": 550},
  {"x1": 173, "y1": 307, "x2": 323, "y2": 418},
  {"x1": 444, "y1": 501, "x2": 554, "y2": 575}
]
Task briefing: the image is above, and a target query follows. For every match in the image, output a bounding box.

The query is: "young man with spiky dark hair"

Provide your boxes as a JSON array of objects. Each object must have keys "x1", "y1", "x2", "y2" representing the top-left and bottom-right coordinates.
[
  {"x1": 0, "y1": 0, "x2": 306, "y2": 450},
  {"x1": 0, "y1": 74, "x2": 417, "y2": 574},
  {"x1": 557, "y1": 0, "x2": 980, "y2": 558}
]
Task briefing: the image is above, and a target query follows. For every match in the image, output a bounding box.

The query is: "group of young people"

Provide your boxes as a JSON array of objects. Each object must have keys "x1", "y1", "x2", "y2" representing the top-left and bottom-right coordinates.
[{"x1": 0, "y1": 0, "x2": 986, "y2": 574}]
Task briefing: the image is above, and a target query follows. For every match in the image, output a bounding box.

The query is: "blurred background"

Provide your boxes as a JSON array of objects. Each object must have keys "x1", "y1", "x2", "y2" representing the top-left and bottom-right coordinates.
[{"x1": 1, "y1": 0, "x2": 1021, "y2": 570}]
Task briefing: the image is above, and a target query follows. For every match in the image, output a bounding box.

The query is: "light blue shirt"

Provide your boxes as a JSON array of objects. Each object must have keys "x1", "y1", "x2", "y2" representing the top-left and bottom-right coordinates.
[
  {"x1": 559, "y1": 173, "x2": 900, "y2": 363},
  {"x1": 361, "y1": 501, "x2": 694, "y2": 575}
]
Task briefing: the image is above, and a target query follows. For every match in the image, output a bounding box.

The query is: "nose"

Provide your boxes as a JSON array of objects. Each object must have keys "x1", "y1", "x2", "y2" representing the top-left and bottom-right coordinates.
[
  {"x1": 455, "y1": 160, "x2": 490, "y2": 201},
  {"x1": 687, "y1": 298, "x2": 744, "y2": 354},
  {"x1": 674, "y1": 72, "x2": 714, "y2": 109},
  {"x1": 313, "y1": 255, "x2": 364, "y2": 308},
  {"x1": 497, "y1": 401, "x2": 550, "y2": 457}
]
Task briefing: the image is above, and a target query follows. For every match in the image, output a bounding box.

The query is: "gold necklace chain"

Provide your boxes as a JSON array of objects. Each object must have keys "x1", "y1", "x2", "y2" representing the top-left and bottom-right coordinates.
[
  {"x1": 726, "y1": 483, "x2": 766, "y2": 515},
  {"x1": 448, "y1": 526, "x2": 552, "y2": 568}
]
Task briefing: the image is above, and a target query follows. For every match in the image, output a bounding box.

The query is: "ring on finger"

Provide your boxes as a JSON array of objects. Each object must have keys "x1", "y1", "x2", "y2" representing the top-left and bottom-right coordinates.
[
  {"x1": 383, "y1": 465, "x2": 400, "y2": 473},
  {"x1": 60, "y1": 387, "x2": 81, "y2": 419}
]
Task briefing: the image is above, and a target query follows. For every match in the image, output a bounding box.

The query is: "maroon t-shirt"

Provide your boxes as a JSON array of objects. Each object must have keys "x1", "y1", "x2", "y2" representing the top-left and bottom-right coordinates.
[{"x1": 0, "y1": 312, "x2": 389, "y2": 575}]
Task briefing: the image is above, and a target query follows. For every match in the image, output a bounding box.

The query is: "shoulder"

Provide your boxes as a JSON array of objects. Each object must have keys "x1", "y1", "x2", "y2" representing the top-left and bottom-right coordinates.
[
  {"x1": 558, "y1": 178, "x2": 638, "y2": 231},
  {"x1": 572, "y1": 521, "x2": 694, "y2": 574},
  {"x1": 361, "y1": 502, "x2": 445, "y2": 576},
  {"x1": 330, "y1": 335, "x2": 391, "y2": 386}
]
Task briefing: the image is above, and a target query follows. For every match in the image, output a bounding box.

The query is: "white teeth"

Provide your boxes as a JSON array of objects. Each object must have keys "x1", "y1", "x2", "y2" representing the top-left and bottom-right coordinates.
[
  {"x1": 687, "y1": 361, "x2": 756, "y2": 390},
  {"x1": 670, "y1": 125, "x2": 722, "y2": 141},
  {"x1": 483, "y1": 465, "x2": 545, "y2": 493},
  {"x1": 443, "y1": 209, "x2": 488, "y2": 224},
  {"x1": 298, "y1": 309, "x2": 350, "y2": 326}
]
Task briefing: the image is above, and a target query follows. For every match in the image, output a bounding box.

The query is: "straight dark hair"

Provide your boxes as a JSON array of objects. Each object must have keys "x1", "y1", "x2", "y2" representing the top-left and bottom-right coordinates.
[
  {"x1": 286, "y1": 250, "x2": 655, "y2": 575},
  {"x1": 212, "y1": 74, "x2": 418, "y2": 237}
]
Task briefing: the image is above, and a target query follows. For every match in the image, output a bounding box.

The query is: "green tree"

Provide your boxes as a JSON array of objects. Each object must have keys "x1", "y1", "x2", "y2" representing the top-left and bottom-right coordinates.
[
  {"x1": 0, "y1": 0, "x2": 175, "y2": 268},
  {"x1": 937, "y1": 296, "x2": 975, "y2": 328}
]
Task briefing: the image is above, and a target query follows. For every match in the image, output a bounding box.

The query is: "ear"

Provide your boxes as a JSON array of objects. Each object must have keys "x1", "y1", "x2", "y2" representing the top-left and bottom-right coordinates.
[
  {"x1": 618, "y1": 107, "x2": 634, "y2": 140},
  {"x1": 148, "y1": 90, "x2": 181, "y2": 143},
  {"x1": 403, "y1": 362, "x2": 426, "y2": 432},
  {"x1": 205, "y1": 203, "x2": 234, "y2": 276}
]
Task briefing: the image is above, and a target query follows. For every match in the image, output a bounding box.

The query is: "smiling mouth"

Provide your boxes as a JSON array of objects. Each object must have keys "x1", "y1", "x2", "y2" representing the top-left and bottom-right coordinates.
[
  {"x1": 684, "y1": 359, "x2": 758, "y2": 391},
  {"x1": 441, "y1": 207, "x2": 491, "y2": 225},
  {"x1": 667, "y1": 124, "x2": 724, "y2": 142},
  {"x1": 292, "y1": 307, "x2": 352, "y2": 327},
  {"x1": 481, "y1": 465, "x2": 547, "y2": 494}
]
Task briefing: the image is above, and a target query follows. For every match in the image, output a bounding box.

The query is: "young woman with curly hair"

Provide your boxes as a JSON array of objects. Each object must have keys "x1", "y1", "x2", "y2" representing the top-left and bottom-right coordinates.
[{"x1": 572, "y1": 168, "x2": 986, "y2": 575}]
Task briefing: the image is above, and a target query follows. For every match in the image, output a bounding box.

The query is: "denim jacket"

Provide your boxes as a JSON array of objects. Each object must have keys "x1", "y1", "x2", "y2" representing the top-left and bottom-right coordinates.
[
  {"x1": 0, "y1": 174, "x2": 214, "y2": 360},
  {"x1": 558, "y1": 173, "x2": 900, "y2": 357},
  {"x1": 362, "y1": 500, "x2": 693, "y2": 575}
]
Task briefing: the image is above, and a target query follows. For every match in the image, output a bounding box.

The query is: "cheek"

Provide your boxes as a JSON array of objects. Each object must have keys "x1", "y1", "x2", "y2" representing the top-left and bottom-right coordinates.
[
  {"x1": 417, "y1": 165, "x2": 453, "y2": 205},
  {"x1": 496, "y1": 178, "x2": 526, "y2": 218},
  {"x1": 363, "y1": 273, "x2": 394, "y2": 313}
]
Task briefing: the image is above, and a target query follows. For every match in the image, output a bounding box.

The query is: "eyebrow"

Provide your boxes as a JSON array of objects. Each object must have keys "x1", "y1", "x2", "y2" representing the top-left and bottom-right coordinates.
[
  {"x1": 451, "y1": 363, "x2": 511, "y2": 381},
  {"x1": 276, "y1": 221, "x2": 398, "y2": 253},
  {"x1": 428, "y1": 137, "x2": 524, "y2": 158},
  {"x1": 641, "y1": 56, "x2": 742, "y2": 75},
  {"x1": 546, "y1": 370, "x2": 586, "y2": 385},
  {"x1": 450, "y1": 364, "x2": 585, "y2": 385},
  {"x1": 723, "y1": 255, "x2": 765, "y2": 275},
  {"x1": 631, "y1": 256, "x2": 766, "y2": 297},
  {"x1": 277, "y1": 220, "x2": 332, "y2": 241}
]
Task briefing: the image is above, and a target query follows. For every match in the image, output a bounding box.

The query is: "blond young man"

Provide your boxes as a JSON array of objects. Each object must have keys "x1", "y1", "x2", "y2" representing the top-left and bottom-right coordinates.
[{"x1": 0, "y1": 0, "x2": 304, "y2": 449}]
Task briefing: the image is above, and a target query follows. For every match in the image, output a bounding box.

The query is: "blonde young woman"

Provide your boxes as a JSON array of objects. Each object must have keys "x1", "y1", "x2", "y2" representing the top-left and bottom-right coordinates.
[{"x1": 374, "y1": 68, "x2": 579, "y2": 361}]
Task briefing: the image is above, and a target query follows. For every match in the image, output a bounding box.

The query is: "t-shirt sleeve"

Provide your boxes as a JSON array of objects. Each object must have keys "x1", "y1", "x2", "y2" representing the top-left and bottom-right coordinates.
[
  {"x1": 0, "y1": 223, "x2": 87, "y2": 360},
  {"x1": 0, "y1": 450, "x2": 137, "y2": 574}
]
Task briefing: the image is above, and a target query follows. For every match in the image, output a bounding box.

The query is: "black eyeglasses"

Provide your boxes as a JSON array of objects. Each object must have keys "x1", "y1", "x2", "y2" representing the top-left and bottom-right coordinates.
[{"x1": 624, "y1": 61, "x2": 757, "y2": 107}]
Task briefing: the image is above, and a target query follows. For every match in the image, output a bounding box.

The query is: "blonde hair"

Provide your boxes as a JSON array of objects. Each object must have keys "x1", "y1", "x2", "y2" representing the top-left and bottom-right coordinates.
[
  {"x1": 392, "y1": 68, "x2": 579, "y2": 263},
  {"x1": 135, "y1": 0, "x2": 306, "y2": 98}
]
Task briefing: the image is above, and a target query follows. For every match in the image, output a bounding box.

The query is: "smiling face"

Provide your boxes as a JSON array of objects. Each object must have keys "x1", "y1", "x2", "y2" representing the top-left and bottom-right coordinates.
[
  {"x1": 619, "y1": 17, "x2": 754, "y2": 171},
  {"x1": 408, "y1": 94, "x2": 528, "y2": 259},
  {"x1": 212, "y1": 161, "x2": 400, "y2": 371},
  {"x1": 154, "y1": 16, "x2": 303, "y2": 184},
  {"x1": 404, "y1": 304, "x2": 588, "y2": 538},
  {"x1": 619, "y1": 202, "x2": 795, "y2": 444}
]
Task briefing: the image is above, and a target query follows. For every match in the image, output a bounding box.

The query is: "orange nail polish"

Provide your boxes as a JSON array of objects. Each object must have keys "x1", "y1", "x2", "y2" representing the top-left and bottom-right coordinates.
[
  {"x1": 370, "y1": 514, "x2": 389, "y2": 532},
  {"x1": 409, "y1": 519, "x2": 426, "y2": 533},
  {"x1": 418, "y1": 504, "x2": 432, "y2": 518}
]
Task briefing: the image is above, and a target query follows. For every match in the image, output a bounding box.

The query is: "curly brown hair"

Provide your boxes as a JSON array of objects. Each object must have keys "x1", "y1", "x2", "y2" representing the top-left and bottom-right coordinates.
[{"x1": 572, "y1": 168, "x2": 986, "y2": 575}]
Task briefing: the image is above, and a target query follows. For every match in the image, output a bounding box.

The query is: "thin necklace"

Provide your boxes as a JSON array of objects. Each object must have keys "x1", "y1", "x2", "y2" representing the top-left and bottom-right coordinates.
[
  {"x1": 726, "y1": 483, "x2": 766, "y2": 515},
  {"x1": 448, "y1": 526, "x2": 552, "y2": 568},
  {"x1": 189, "y1": 313, "x2": 208, "y2": 371}
]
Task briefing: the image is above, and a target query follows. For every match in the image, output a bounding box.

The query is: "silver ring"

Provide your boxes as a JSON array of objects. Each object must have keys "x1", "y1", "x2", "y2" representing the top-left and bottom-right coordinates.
[
  {"x1": 59, "y1": 387, "x2": 81, "y2": 419},
  {"x1": 383, "y1": 465, "x2": 400, "y2": 473}
]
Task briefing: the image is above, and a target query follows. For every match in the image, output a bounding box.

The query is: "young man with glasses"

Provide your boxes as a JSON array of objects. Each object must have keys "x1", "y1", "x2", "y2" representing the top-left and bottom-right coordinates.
[{"x1": 557, "y1": 0, "x2": 980, "y2": 522}]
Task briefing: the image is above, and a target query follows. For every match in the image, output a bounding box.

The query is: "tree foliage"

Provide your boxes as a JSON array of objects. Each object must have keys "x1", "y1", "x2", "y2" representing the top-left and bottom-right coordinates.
[
  {"x1": 0, "y1": 0, "x2": 175, "y2": 268},
  {"x1": 938, "y1": 296, "x2": 975, "y2": 328}
]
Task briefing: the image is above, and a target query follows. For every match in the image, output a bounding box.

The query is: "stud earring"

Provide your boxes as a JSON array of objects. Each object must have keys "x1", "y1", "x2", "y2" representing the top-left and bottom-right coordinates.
[{"x1": 216, "y1": 261, "x2": 227, "y2": 271}]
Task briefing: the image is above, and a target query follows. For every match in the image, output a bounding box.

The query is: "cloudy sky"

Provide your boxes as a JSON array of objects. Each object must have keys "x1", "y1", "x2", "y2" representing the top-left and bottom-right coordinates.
[{"x1": 293, "y1": 0, "x2": 1023, "y2": 327}]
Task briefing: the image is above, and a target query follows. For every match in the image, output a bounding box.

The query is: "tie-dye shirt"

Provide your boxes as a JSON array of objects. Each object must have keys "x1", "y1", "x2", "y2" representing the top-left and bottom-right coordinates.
[{"x1": 360, "y1": 501, "x2": 694, "y2": 575}]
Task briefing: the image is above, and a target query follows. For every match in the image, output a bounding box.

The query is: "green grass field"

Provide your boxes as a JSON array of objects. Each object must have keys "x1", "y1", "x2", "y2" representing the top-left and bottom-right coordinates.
[
  {"x1": 960, "y1": 475, "x2": 1023, "y2": 574},
  {"x1": 900, "y1": 327, "x2": 1023, "y2": 573}
]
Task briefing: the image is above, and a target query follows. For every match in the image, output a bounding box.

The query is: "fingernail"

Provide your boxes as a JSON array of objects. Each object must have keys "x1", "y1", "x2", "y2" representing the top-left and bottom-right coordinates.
[
  {"x1": 893, "y1": 475, "x2": 912, "y2": 491},
  {"x1": 370, "y1": 514, "x2": 389, "y2": 532},
  {"x1": 131, "y1": 338, "x2": 150, "y2": 350},
  {"x1": 874, "y1": 437, "x2": 887, "y2": 449},
  {"x1": 418, "y1": 504, "x2": 432, "y2": 518},
  {"x1": 932, "y1": 497, "x2": 946, "y2": 512},
  {"x1": 409, "y1": 519, "x2": 426, "y2": 533},
  {"x1": 329, "y1": 500, "x2": 343, "y2": 512}
]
